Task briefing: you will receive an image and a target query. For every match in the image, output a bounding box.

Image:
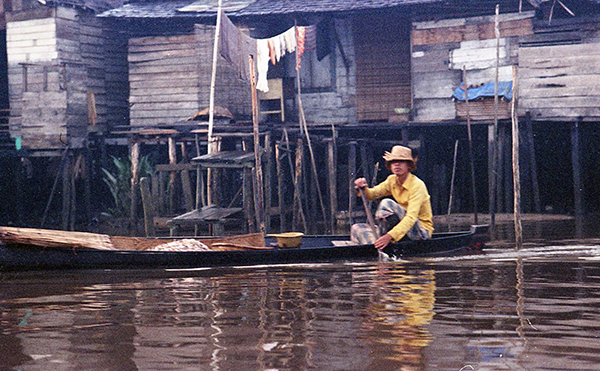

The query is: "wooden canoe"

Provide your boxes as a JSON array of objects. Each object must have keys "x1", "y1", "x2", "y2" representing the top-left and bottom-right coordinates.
[{"x1": 0, "y1": 225, "x2": 488, "y2": 271}]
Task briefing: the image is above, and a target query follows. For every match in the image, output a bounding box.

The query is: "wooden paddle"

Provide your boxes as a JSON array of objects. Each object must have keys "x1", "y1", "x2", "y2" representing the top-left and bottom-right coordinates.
[{"x1": 359, "y1": 188, "x2": 378, "y2": 237}]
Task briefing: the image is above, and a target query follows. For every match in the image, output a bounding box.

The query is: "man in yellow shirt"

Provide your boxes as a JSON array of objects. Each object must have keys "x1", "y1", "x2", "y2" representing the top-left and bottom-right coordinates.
[{"x1": 352, "y1": 145, "x2": 434, "y2": 249}]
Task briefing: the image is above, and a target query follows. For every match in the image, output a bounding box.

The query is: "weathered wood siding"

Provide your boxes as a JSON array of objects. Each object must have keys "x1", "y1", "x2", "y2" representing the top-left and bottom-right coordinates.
[
  {"x1": 518, "y1": 17, "x2": 600, "y2": 120},
  {"x1": 6, "y1": 15, "x2": 64, "y2": 148},
  {"x1": 411, "y1": 11, "x2": 534, "y2": 122},
  {"x1": 296, "y1": 18, "x2": 356, "y2": 124},
  {"x1": 353, "y1": 13, "x2": 411, "y2": 122},
  {"x1": 195, "y1": 24, "x2": 251, "y2": 121},
  {"x1": 7, "y1": 6, "x2": 128, "y2": 150},
  {"x1": 128, "y1": 34, "x2": 200, "y2": 126}
]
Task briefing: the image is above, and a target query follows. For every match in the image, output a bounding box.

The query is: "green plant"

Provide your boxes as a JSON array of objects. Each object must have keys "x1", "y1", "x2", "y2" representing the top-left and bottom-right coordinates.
[{"x1": 101, "y1": 155, "x2": 153, "y2": 218}]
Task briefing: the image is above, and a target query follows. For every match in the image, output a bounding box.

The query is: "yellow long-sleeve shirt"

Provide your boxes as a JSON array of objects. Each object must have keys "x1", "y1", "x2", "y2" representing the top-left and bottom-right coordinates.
[{"x1": 364, "y1": 173, "x2": 434, "y2": 241}]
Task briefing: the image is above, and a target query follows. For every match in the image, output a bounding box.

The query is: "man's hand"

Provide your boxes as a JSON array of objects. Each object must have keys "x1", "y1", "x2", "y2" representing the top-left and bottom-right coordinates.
[
  {"x1": 374, "y1": 233, "x2": 393, "y2": 249},
  {"x1": 354, "y1": 177, "x2": 368, "y2": 189}
]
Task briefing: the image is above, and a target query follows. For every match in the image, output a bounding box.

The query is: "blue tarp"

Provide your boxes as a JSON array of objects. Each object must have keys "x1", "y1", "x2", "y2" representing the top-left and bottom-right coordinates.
[{"x1": 453, "y1": 81, "x2": 513, "y2": 102}]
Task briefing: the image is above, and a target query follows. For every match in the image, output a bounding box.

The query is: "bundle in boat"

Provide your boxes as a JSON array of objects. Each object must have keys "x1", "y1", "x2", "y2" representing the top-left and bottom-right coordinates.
[{"x1": 0, "y1": 227, "x2": 267, "y2": 252}]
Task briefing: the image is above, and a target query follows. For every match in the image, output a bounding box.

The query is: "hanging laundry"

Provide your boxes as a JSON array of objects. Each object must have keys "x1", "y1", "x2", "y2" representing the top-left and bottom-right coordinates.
[
  {"x1": 283, "y1": 27, "x2": 296, "y2": 53},
  {"x1": 316, "y1": 17, "x2": 333, "y2": 61},
  {"x1": 256, "y1": 39, "x2": 270, "y2": 92},
  {"x1": 304, "y1": 25, "x2": 317, "y2": 52},
  {"x1": 218, "y1": 11, "x2": 256, "y2": 81},
  {"x1": 272, "y1": 36, "x2": 282, "y2": 63},
  {"x1": 267, "y1": 39, "x2": 277, "y2": 65},
  {"x1": 296, "y1": 25, "x2": 317, "y2": 71},
  {"x1": 296, "y1": 26, "x2": 306, "y2": 71}
]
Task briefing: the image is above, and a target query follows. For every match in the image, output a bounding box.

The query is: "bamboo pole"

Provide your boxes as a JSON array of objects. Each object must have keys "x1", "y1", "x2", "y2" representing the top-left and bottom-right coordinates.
[
  {"x1": 295, "y1": 55, "x2": 328, "y2": 228},
  {"x1": 447, "y1": 139, "x2": 459, "y2": 216},
  {"x1": 490, "y1": 4, "x2": 500, "y2": 229},
  {"x1": 249, "y1": 55, "x2": 265, "y2": 233},
  {"x1": 206, "y1": 2, "x2": 223, "y2": 205},
  {"x1": 327, "y1": 139, "x2": 337, "y2": 233},
  {"x1": 462, "y1": 66, "x2": 478, "y2": 224},
  {"x1": 348, "y1": 141, "x2": 357, "y2": 227},
  {"x1": 511, "y1": 65, "x2": 523, "y2": 249},
  {"x1": 276, "y1": 141, "x2": 286, "y2": 232}
]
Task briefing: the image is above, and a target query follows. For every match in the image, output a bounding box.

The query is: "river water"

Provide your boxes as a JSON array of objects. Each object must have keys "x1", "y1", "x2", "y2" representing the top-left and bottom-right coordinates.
[{"x1": 2, "y1": 219, "x2": 600, "y2": 370}]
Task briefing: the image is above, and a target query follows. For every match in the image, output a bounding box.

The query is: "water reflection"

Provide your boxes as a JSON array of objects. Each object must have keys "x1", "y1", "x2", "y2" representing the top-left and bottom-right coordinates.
[
  {"x1": 361, "y1": 264, "x2": 435, "y2": 370},
  {"x1": 2, "y1": 249, "x2": 600, "y2": 370}
]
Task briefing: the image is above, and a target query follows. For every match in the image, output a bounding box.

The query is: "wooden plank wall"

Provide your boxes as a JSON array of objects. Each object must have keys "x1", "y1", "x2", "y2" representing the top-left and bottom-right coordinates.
[
  {"x1": 128, "y1": 34, "x2": 200, "y2": 127},
  {"x1": 353, "y1": 13, "x2": 411, "y2": 122},
  {"x1": 6, "y1": 15, "x2": 65, "y2": 148},
  {"x1": 519, "y1": 17, "x2": 600, "y2": 120},
  {"x1": 411, "y1": 11, "x2": 534, "y2": 122},
  {"x1": 7, "y1": 7, "x2": 129, "y2": 150}
]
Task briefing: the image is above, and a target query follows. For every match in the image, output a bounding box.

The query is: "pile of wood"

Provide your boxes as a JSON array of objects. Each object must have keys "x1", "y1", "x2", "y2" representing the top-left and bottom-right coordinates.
[{"x1": 0, "y1": 227, "x2": 267, "y2": 252}]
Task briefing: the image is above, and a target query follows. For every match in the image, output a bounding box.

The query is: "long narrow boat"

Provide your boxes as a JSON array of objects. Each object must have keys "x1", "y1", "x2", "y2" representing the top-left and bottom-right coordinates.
[{"x1": 0, "y1": 225, "x2": 488, "y2": 271}]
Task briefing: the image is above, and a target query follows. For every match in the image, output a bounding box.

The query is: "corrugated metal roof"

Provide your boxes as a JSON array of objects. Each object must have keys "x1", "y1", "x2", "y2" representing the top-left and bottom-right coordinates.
[
  {"x1": 234, "y1": 0, "x2": 441, "y2": 16},
  {"x1": 99, "y1": 0, "x2": 440, "y2": 18},
  {"x1": 99, "y1": 0, "x2": 201, "y2": 18},
  {"x1": 99, "y1": 0, "x2": 600, "y2": 19},
  {"x1": 42, "y1": 0, "x2": 124, "y2": 12}
]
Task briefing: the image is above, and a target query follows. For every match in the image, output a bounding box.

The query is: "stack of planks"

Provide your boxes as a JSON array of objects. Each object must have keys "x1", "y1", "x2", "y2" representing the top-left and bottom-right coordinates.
[{"x1": 0, "y1": 226, "x2": 267, "y2": 252}]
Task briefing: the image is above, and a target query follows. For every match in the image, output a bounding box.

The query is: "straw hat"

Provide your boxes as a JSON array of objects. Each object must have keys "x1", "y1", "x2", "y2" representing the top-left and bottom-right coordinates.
[{"x1": 383, "y1": 145, "x2": 414, "y2": 163}]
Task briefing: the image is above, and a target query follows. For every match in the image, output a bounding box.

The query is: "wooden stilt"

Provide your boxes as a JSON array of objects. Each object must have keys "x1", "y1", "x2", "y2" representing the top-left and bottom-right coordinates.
[
  {"x1": 327, "y1": 138, "x2": 337, "y2": 234},
  {"x1": 43, "y1": 147, "x2": 70, "y2": 228},
  {"x1": 264, "y1": 133, "x2": 272, "y2": 233},
  {"x1": 488, "y1": 123, "x2": 497, "y2": 228},
  {"x1": 511, "y1": 65, "x2": 523, "y2": 249},
  {"x1": 572, "y1": 119, "x2": 584, "y2": 215},
  {"x1": 140, "y1": 177, "x2": 156, "y2": 237},
  {"x1": 348, "y1": 141, "x2": 357, "y2": 227},
  {"x1": 360, "y1": 141, "x2": 370, "y2": 182},
  {"x1": 448, "y1": 139, "x2": 459, "y2": 216},
  {"x1": 401, "y1": 127, "x2": 409, "y2": 146},
  {"x1": 462, "y1": 66, "x2": 478, "y2": 223},
  {"x1": 167, "y1": 137, "x2": 177, "y2": 214},
  {"x1": 84, "y1": 149, "x2": 92, "y2": 225},
  {"x1": 490, "y1": 4, "x2": 500, "y2": 229},
  {"x1": 524, "y1": 112, "x2": 541, "y2": 213},
  {"x1": 249, "y1": 55, "x2": 265, "y2": 233},
  {"x1": 284, "y1": 129, "x2": 306, "y2": 230},
  {"x1": 69, "y1": 154, "x2": 76, "y2": 231},
  {"x1": 62, "y1": 152, "x2": 72, "y2": 231},
  {"x1": 243, "y1": 167, "x2": 255, "y2": 232},
  {"x1": 276, "y1": 141, "x2": 286, "y2": 232},
  {"x1": 15, "y1": 158, "x2": 24, "y2": 225}
]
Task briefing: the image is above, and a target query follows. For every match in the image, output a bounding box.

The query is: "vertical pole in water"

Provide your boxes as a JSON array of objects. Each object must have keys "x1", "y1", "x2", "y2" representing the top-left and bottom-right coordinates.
[
  {"x1": 207, "y1": 1, "x2": 223, "y2": 206},
  {"x1": 348, "y1": 141, "x2": 357, "y2": 227},
  {"x1": 490, "y1": 4, "x2": 500, "y2": 230},
  {"x1": 512, "y1": 66, "x2": 522, "y2": 249},
  {"x1": 249, "y1": 55, "x2": 265, "y2": 233},
  {"x1": 463, "y1": 66, "x2": 478, "y2": 224},
  {"x1": 572, "y1": 118, "x2": 583, "y2": 216},
  {"x1": 447, "y1": 139, "x2": 459, "y2": 218}
]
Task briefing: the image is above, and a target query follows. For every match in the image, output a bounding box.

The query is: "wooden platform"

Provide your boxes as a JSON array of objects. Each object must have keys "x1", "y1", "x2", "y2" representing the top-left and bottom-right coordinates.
[{"x1": 167, "y1": 205, "x2": 244, "y2": 236}]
